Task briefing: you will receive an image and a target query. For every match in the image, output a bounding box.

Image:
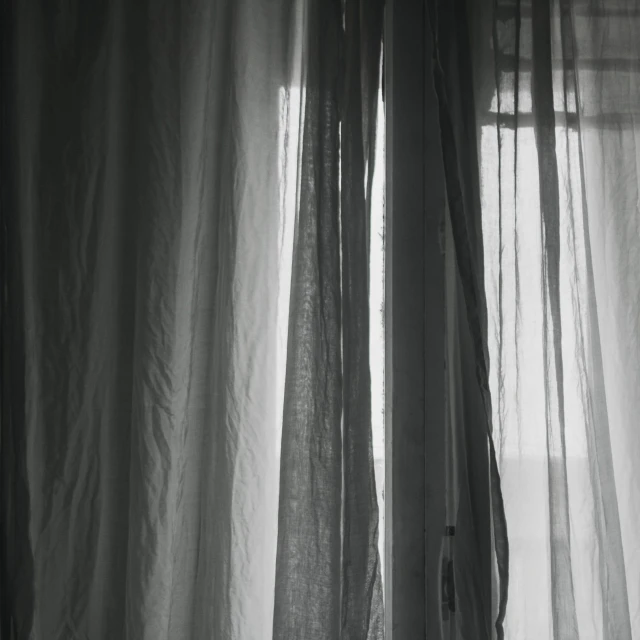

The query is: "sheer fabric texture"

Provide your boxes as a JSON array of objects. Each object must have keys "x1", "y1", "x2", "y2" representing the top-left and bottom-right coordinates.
[
  {"x1": 0, "y1": 0, "x2": 384, "y2": 638},
  {"x1": 469, "y1": 0, "x2": 640, "y2": 637}
]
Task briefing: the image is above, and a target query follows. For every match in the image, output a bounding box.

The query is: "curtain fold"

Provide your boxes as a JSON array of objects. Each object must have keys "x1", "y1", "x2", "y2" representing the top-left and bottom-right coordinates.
[
  {"x1": 340, "y1": 0, "x2": 385, "y2": 637},
  {"x1": 1, "y1": 0, "x2": 385, "y2": 638},
  {"x1": 272, "y1": 0, "x2": 345, "y2": 636},
  {"x1": 273, "y1": 0, "x2": 384, "y2": 637}
]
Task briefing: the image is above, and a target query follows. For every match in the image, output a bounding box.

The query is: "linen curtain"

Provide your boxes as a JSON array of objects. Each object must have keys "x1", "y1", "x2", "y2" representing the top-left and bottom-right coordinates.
[
  {"x1": 0, "y1": 0, "x2": 384, "y2": 638},
  {"x1": 465, "y1": 0, "x2": 639, "y2": 637},
  {"x1": 274, "y1": 0, "x2": 384, "y2": 637}
]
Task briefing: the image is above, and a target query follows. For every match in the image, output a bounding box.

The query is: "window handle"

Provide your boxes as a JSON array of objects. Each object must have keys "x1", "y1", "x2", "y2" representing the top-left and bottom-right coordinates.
[{"x1": 441, "y1": 525, "x2": 456, "y2": 621}]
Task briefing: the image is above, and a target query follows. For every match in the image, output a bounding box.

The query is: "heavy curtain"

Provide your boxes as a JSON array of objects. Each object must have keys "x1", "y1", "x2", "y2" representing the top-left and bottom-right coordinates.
[
  {"x1": 0, "y1": 0, "x2": 384, "y2": 638},
  {"x1": 466, "y1": 0, "x2": 639, "y2": 637}
]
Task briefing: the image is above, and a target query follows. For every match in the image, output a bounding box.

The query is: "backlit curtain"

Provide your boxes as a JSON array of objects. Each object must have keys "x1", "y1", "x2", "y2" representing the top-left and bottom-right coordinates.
[
  {"x1": 469, "y1": 0, "x2": 640, "y2": 637},
  {"x1": 0, "y1": 0, "x2": 384, "y2": 638},
  {"x1": 428, "y1": 0, "x2": 639, "y2": 637}
]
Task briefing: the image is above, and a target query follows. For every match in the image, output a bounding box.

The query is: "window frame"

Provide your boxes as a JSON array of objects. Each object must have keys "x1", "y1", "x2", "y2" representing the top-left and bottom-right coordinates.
[
  {"x1": 384, "y1": 1, "x2": 448, "y2": 636},
  {"x1": 384, "y1": 1, "x2": 494, "y2": 636}
]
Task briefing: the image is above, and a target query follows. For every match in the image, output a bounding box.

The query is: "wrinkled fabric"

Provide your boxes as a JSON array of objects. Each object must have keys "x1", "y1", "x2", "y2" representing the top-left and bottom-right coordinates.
[
  {"x1": 470, "y1": 0, "x2": 640, "y2": 637},
  {"x1": 273, "y1": 0, "x2": 385, "y2": 638},
  {"x1": 0, "y1": 0, "x2": 384, "y2": 638},
  {"x1": 3, "y1": 1, "x2": 288, "y2": 637}
]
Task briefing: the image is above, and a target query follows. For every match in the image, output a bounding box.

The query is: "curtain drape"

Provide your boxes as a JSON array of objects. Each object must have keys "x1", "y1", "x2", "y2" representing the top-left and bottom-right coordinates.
[
  {"x1": 429, "y1": 0, "x2": 639, "y2": 637},
  {"x1": 0, "y1": 0, "x2": 384, "y2": 638},
  {"x1": 465, "y1": 0, "x2": 640, "y2": 637}
]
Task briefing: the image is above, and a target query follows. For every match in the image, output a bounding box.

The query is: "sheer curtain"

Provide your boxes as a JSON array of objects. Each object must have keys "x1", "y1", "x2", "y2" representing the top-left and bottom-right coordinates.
[
  {"x1": 0, "y1": 0, "x2": 384, "y2": 638},
  {"x1": 273, "y1": 0, "x2": 384, "y2": 637},
  {"x1": 469, "y1": 0, "x2": 640, "y2": 637}
]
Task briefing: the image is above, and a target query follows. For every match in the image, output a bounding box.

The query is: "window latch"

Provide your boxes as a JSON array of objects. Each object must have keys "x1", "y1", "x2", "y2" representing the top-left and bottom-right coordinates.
[{"x1": 441, "y1": 525, "x2": 456, "y2": 620}]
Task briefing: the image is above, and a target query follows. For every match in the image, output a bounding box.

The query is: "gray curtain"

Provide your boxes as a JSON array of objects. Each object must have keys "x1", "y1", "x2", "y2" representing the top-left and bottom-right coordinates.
[
  {"x1": 273, "y1": 0, "x2": 384, "y2": 638},
  {"x1": 0, "y1": 0, "x2": 384, "y2": 638}
]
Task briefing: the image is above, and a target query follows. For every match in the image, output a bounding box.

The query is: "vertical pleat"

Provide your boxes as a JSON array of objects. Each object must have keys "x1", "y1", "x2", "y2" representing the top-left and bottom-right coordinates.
[
  {"x1": 340, "y1": 1, "x2": 384, "y2": 638},
  {"x1": 273, "y1": 2, "x2": 344, "y2": 638}
]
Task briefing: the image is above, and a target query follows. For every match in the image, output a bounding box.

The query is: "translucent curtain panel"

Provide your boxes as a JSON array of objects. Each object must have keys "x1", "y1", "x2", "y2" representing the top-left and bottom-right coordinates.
[{"x1": 472, "y1": 0, "x2": 640, "y2": 637}]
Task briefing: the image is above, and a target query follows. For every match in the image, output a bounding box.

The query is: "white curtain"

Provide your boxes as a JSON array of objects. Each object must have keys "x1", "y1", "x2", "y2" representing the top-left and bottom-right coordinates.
[{"x1": 472, "y1": 0, "x2": 640, "y2": 637}]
